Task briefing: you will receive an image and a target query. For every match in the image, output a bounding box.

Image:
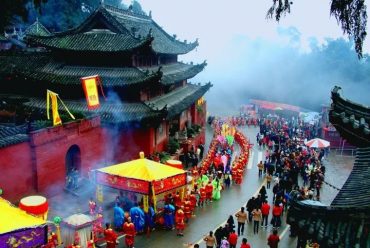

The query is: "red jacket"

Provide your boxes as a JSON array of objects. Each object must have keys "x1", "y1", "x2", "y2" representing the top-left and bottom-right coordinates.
[
  {"x1": 268, "y1": 234, "x2": 280, "y2": 248},
  {"x1": 228, "y1": 233, "x2": 238, "y2": 245},
  {"x1": 272, "y1": 206, "x2": 282, "y2": 216},
  {"x1": 261, "y1": 203, "x2": 271, "y2": 216},
  {"x1": 240, "y1": 243, "x2": 251, "y2": 248}
]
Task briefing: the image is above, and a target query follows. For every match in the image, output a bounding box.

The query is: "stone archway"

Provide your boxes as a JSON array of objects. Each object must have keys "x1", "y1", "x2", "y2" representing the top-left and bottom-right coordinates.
[{"x1": 65, "y1": 145, "x2": 81, "y2": 187}]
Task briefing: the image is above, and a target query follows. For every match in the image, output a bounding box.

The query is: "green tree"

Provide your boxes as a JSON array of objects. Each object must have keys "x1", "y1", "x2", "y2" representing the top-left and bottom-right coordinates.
[{"x1": 267, "y1": 0, "x2": 367, "y2": 58}]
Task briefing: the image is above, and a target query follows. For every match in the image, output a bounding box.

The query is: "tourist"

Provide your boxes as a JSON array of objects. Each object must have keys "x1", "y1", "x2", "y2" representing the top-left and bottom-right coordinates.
[
  {"x1": 261, "y1": 200, "x2": 270, "y2": 227},
  {"x1": 266, "y1": 173, "x2": 272, "y2": 189},
  {"x1": 257, "y1": 161, "x2": 264, "y2": 178},
  {"x1": 220, "y1": 237, "x2": 230, "y2": 248},
  {"x1": 240, "y1": 238, "x2": 251, "y2": 248},
  {"x1": 235, "y1": 207, "x2": 248, "y2": 236},
  {"x1": 215, "y1": 226, "x2": 224, "y2": 248},
  {"x1": 246, "y1": 197, "x2": 255, "y2": 223},
  {"x1": 271, "y1": 202, "x2": 283, "y2": 228},
  {"x1": 204, "y1": 231, "x2": 216, "y2": 248},
  {"x1": 228, "y1": 230, "x2": 238, "y2": 248},
  {"x1": 104, "y1": 223, "x2": 118, "y2": 248},
  {"x1": 267, "y1": 229, "x2": 280, "y2": 248},
  {"x1": 123, "y1": 217, "x2": 135, "y2": 248},
  {"x1": 251, "y1": 207, "x2": 262, "y2": 234},
  {"x1": 227, "y1": 215, "x2": 235, "y2": 231}
]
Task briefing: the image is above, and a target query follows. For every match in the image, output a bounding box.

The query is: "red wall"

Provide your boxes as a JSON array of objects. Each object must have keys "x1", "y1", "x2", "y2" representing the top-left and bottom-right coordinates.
[
  {"x1": 30, "y1": 117, "x2": 105, "y2": 196},
  {"x1": 106, "y1": 126, "x2": 155, "y2": 163},
  {"x1": 0, "y1": 142, "x2": 35, "y2": 202}
]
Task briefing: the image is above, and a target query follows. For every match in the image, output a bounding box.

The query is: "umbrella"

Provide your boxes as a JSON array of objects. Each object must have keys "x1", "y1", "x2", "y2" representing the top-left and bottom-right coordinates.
[{"x1": 305, "y1": 138, "x2": 330, "y2": 148}]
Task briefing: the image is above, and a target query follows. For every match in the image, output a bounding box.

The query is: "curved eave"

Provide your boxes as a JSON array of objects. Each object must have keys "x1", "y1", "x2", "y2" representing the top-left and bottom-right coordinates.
[
  {"x1": 26, "y1": 35, "x2": 153, "y2": 54},
  {"x1": 329, "y1": 86, "x2": 370, "y2": 147}
]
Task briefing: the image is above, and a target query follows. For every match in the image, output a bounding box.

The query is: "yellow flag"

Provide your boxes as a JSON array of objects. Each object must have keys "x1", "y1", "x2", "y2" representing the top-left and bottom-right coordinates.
[
  {"x1": 151, "y1": 185, "x2": 157, "y2": 213},
  {"x1": 143, "y1": 195, "x2": 149, "y2": 212},
  {"x1": 47, "y1": 90, "x2": 75, "y2": 126}
]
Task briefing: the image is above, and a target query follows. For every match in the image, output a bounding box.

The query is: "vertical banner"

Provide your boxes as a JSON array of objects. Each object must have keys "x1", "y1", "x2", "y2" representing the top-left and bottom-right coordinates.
[
  {"x1": 180, "y1": 186, "x2": 185, "y2": 200},
  {"x1": 81, "y1": 75, "x2": 103, "y2": 110},
  {"x1": 143, "y1": 195, "x2": 149, "y2": 213},
  {"x1": 46, "y1": 90, "x2": 61, "y2": 126},
  {"x1": 96, "y1": 185, "x2": 103, "y2": 203},
  {"x1": 151, "y1": 185, "x2": 157, "y2": 213}
]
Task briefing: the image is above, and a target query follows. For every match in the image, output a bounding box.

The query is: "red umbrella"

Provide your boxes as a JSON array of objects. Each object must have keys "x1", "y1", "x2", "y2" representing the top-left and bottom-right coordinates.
[{"x1": 305, "y1": 138, "x2": 330, "y2": 148}]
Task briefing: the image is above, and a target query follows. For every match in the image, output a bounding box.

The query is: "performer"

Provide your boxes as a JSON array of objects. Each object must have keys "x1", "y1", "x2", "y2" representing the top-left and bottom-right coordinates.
[
  {"x1": 199, "y1": 185, "x2": 207, "y2": 207},
  {"x1": 212, "y1": 177, "x2": 222, "y2": 200},
  {"x1": 183, "y1": 196, "x2": 192, "y2": 222},
  {"x1": 173, "y1": 191, "x2": 182, "y2": 209},
  {"x1": 113, "y1": 203, "x2": 124, "y2": 230},
  {"x1": 104, "y1": 223, "x2": 118, "y2": 248},
  {"x1": 123, "y1": 217, "x2": 136, "y2": 248},
  {"x1": 189, "y1": 191, "x2": 197, "y2": 216},
  {"x1": 129, "y1": 203, "x2": 145, "y2": 233},
  {"x1": 144, "y1": 204, "x2": 156, "y2": 233},
  {"x1": 45, "y1": 231, "x2": 58, "y2": 248},
  {"x1": 163, "y1": 201, "x2": 175, "y2": 230},
  {"x1": 89, "y1": 197, "x2": 97, "y2": 216},
  {"x1": 175, "y1": 206, "x2": 185, "y2": 236},
  {"x1": 205, "y1": 180, "x2": 214, "y2": 204}
]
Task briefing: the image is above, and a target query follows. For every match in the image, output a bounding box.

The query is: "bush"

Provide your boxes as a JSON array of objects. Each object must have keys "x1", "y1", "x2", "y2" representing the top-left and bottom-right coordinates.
[{"x1": 167, "y1": 137, "x2": 180, "y2": 154}]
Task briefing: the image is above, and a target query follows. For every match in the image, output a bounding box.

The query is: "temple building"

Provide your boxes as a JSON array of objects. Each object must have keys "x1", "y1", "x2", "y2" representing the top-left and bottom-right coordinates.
[
  {"x1": 287, "y1": 86, "x2": 370, "y2": 247},
  {"x1": 0, "y1": 4, "x2": 211, "y2": 202}
]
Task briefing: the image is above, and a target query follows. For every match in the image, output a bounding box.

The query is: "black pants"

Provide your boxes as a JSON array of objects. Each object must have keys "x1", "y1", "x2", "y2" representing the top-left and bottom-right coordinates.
[
  {"x1": 230, "y1": 245, "x2": 236, "y2": 248},
  {"x1": 258, "y1": 169, "x2": 263, "y2": 177},
  {"x1": 267, "y1": 181, "x2": 271, "y2": 189},
  {"x1": 262, "y1": 214, "x2": 268, "y2": 226},
  {"x1": 253, "y1": 220, "x2": 259, "y2": 234},
  {"x1": 237, "y1": 222, "x2": 245, "y2": 235}
]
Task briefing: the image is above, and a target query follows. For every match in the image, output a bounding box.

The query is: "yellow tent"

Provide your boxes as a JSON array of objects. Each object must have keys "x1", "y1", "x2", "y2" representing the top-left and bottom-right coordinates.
[
  {"x1": 0, "y1": 197, "x2": 46, "y2": 234},
  {"x1": 95, "y1": 152, "x2": 187, "y2": 211}
]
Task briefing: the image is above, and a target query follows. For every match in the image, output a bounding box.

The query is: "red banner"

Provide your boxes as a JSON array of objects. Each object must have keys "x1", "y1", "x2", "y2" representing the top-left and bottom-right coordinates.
[
  {"x1": 81, "y1": 75, "x2": 101, "y2": 110},
  {"x1": 95, "y1": 172, "x2": 150, "y2": 194},
  {"x1": 152, "y1": 173, "x2": 187, "y2": 194}
]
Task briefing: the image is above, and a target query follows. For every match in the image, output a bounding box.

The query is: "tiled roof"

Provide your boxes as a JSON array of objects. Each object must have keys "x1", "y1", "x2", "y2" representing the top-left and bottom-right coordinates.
[
  {"x1": 27, "y1": 30, "x2": 152, "y2": 52},
  {"x1": 140, "y1": 62, "x2": 206, "y2": 85},
  {"x1": 331, "y1": 147, "x2": 370, "y2": 207},
  {"x1": 24, "y1": 20, "x2": 50, "y2": 37},
  {"x1": 104, "y1": 5, "x2": 198, "y2": 55},
  {"x1": 0, "y1": 53, "x2": 160, "y2": 87},
  {"x1": 329, "y1": 86, "x2": 370, "y2": 147},
  {"x1": 21, "y1": 97, "x2": 164, "y2": 124},
  {"x1": 0, "y1": 125, "x2": 28, "y2": 148},
  {"x1": 287, "y1": 196, "x2": 370, "y2": 247},
  {"x1": 145, "y1": 83, "x2": 212, "y2": 118}
]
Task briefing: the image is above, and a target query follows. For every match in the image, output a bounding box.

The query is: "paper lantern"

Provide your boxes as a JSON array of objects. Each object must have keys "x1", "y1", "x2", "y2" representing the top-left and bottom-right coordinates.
[{"x1": 19, "y1": 195, "x2": 48, "y2": 219}]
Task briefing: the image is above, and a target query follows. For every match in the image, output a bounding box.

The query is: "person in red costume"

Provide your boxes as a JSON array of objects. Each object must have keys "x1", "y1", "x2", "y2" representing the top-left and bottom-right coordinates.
[
  {"x1": 183, "y1": 196, "x2": 192, "y2": 222},
  {"x1": 175, "y1": 205, "x2": 185, "y2": 236},
  {"x1": 205, "y1": 181, "x2": 213, "y2": 204},
  {"x1": 45, "y1": 231, "x2": 58, "y2": 248},
  {"x1": 123, "y1": 217, "x2": 135, "y2": 248},
  {"x1": 104, "y1": 223, "x2": 118, "y2": 248},
  {"x1": 199, "y1": 186, "x2": 206, "y2": 207},
  {"x1": 174, "y1": 192, "x2": 182, "y2": 209},
  {"x1": 189, "y1": 191, "x2": 197, "y2": 216}
]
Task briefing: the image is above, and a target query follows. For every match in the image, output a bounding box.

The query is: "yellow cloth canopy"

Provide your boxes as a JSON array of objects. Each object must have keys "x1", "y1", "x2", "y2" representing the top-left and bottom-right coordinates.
[
  {"x1": 97, "y1": 157, "x2": 186, "y2": 181},
  {"x1": 0, "y1": 197, "x2": 46, "y2": 234}
]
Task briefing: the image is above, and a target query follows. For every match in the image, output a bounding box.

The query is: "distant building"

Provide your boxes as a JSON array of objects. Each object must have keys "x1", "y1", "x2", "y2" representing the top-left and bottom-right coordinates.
[
  {"x1": 0, "y1": 4, "x2": 211, "y2": 202},
  {"x1": 287, "y1": 86, "x2": 370, "y2": 247}
]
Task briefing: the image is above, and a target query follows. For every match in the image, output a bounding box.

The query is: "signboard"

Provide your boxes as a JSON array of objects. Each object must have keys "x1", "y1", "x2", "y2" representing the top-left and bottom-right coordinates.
[
  {"x1": 152, "y1": 173, "x2": 187, "y2": 194},
  {"x1": 95, "y1": 172, "x2": 150, "y2": 194},
  {"x1": 0, "y1": 226, "x2": 47, "y2": 247},
  {"x1": 81, "y1": 75, "x2": 101, "y2": 110}
]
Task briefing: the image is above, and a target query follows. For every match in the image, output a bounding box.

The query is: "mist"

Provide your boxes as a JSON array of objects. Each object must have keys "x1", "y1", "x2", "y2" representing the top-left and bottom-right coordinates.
[{"x1": 189, "y1": 28, "x2": 370, "y2": 115}]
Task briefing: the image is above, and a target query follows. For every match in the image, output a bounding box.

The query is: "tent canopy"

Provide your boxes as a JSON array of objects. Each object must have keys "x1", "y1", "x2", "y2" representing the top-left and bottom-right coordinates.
[
  {"x1": 98, "y1": 157, "x2": 185, "y2": 181},
  {"x1": 95, "y1": 152, "x2": 187, "y2": 195},
  {"x1": 0, "y1": 197, "x2": 46, "y2": 234}
]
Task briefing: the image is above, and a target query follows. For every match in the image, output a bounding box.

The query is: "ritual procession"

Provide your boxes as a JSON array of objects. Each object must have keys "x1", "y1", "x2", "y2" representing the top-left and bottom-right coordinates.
[{"x1": 1, "y1": 0, "x2": 370, "y2": 248}]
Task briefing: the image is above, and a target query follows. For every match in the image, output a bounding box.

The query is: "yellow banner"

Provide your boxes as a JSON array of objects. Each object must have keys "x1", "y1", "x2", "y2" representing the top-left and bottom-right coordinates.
[
  {"x1": 143, "y1": 195, "x2": 149, "y2": 212},
  {"x1": 81, "y1": 76, "x2": 100, "y2": 110},
  {"x1": 46, "y1": 90, "x2": 75, "y2": 126},
  {"x1": 151, "y1": 185, "x2": 157, "y2": 213},
  {"x1": 96, "y1": 185, "x2": 103, "y2": 203}
]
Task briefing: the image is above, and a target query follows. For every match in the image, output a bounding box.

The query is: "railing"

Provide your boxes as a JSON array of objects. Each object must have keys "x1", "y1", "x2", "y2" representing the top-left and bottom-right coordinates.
[{"x1": 330, "y1": 148, "x2": 357, "y2": 157}]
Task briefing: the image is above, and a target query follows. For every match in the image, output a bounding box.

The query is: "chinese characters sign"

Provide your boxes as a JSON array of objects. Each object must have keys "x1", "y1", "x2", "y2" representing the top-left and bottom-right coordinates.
[{"x1": 81, "y1": 75, "x2": 101, "y2": 110}]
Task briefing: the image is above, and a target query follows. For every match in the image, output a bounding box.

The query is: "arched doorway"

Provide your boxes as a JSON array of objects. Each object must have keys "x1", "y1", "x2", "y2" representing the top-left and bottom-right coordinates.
[{"x1": 65, "y1": 145, "x2": 81, "y2": 188}]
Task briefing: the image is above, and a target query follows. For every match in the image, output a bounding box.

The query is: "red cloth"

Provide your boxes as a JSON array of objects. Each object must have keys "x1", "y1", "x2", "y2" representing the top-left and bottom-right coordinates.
[
  {"x1": 189, "y1": 194, "x2": 197, "y2": 209},
  {"x1": 272, "y1": 206, "x2": 282, "y2": 216},
  {"x1": 228, "y1": 233, "x2": 238, "y2": 245},
  {"x1": 205, "y1": 184, "x2": 213, "y2": 200},
  {"x1": 123, "y1": 222, "x2": 135, "y2": 247},
  {"x1": 240, "y1": 244, "x2": 251, "y2": 248},
  {"x1": 267, "y1": 234, "x2": 280, "y2": 248},
  {"x1": 184, "y1": 200, "x2": 192, "y2": 219},
  {"x1": 261, "y1": 203, "x2": 271, "y2": 216},
  {"x1": 200, "y1": 187, "x2": 206, "y2": 201},
  {"x1": 103, "y1": 229, "x2": 117, "y2": 248}
]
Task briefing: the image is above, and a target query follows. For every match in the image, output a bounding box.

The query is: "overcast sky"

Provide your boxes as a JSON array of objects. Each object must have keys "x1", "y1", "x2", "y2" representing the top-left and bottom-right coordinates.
[{"x1": 123, "y1": 1, "x2": 370, "y2": 113}]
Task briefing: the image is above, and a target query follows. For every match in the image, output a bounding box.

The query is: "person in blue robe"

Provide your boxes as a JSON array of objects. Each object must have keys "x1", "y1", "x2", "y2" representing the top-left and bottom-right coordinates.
[
  {"x1": 145, "y1": 206, "x2": 156, "y2": 231},
  {"x1": 113, "y1": 203, "x2": 124, "y2": 230},
  {"x1": 163, "y1": 202, "x2": 175, "y2": 230},
  {"x1": 129, "y1": 204, "x2": 145, "y2": 233}
]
